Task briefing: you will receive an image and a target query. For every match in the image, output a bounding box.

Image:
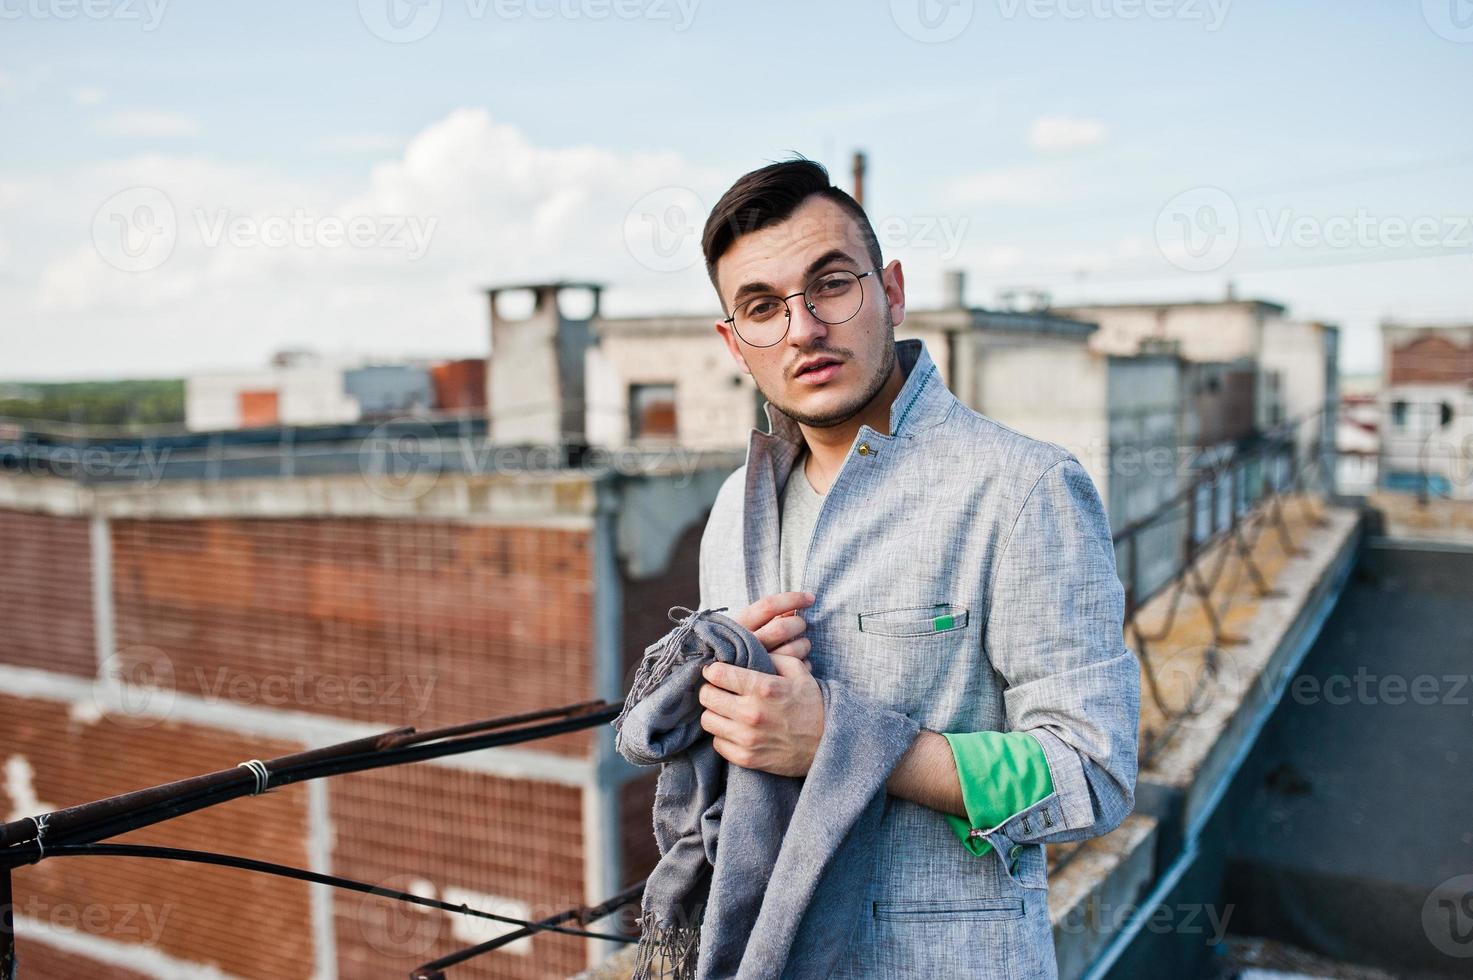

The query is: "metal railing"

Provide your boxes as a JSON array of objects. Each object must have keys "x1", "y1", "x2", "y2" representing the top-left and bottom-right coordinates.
[
  {"x1": 1112, "y1": 407, "x2": 1332, "y2": 767},
  {"x1": 0, "y1": 702, "x2": 643, "y2": 980}
]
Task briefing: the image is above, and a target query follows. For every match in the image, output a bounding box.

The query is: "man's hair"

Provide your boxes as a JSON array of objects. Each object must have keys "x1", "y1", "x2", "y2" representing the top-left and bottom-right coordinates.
[{"x1": 700, "y1": 157, "x2": 883, "y2": 312}]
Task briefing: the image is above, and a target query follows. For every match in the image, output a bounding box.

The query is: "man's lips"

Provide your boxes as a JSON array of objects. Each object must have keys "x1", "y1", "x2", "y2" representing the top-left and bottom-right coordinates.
[
  {"x1": 794, "y1": 358, "x2": 843, "y2": 384},
  {"x1": 795, "y1": 357, "x2": 841, "y2": 378}
]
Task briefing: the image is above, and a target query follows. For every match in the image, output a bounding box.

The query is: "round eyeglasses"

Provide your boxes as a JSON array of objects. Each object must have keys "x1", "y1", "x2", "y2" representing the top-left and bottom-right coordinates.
[{"x1": 723, "y1": 269, "x2": 878, "y2": 348}]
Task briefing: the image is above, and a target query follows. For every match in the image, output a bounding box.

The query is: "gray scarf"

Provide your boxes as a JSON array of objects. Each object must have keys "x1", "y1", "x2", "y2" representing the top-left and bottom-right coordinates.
[{"x1": 612, "y1": 605, "x2": 920, "y2": 979}]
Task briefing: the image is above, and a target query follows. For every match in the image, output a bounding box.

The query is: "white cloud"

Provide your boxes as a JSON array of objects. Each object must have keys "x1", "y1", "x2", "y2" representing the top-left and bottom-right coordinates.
[
  {"x1": 1028, "y1": 116, "x2": 1109, "y2": 153},
  {"x1": 75, "y1": 86, "x2": 108, "y2": 107},
  {"x1": 96, "y1": 109, "x2": 201, "y2": 138},
  {"x1": 6, "y1": 108, "x2": 724, "y2": 378}
]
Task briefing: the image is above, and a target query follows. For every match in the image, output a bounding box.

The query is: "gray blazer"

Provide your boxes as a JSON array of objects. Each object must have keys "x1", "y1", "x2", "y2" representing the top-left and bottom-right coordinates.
[{"x1": 697, "y1": 337, "x2": 1140, "y2": 979}]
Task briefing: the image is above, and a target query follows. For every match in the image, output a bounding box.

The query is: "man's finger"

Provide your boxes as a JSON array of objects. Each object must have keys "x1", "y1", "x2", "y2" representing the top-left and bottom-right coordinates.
[
  {"x1": 697, "y1": 680, "x2": 745, "y2": 719},
  {"x1": 736, "y1": 591, "x2": 815, "y2": 632},
  {"x1": 702, "y1": 661, "x2": 767, "y2": 697},
  {"x1": 754, "y1": 613, "x2": 806, "y2": 651},
  {"x1": 700, "y1": 708, "x2": 747, "y2": 746},
  {"x1": 768, "y1": 636, "x2": 812, "y2": 661}
]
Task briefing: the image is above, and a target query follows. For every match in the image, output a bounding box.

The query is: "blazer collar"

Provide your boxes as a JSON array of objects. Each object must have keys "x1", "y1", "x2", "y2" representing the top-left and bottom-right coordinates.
[
  {"x1": 757, "y1": 337, "x2": 949, "y2": 446},
  {"x1": 739, "y1": 338, "x2": 952, "y2": 605}
]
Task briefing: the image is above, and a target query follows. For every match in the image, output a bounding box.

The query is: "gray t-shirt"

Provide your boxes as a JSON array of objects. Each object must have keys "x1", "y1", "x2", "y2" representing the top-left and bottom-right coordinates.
[{"x1": 778, "y1": 448, "x2": 826, "y2": 593}]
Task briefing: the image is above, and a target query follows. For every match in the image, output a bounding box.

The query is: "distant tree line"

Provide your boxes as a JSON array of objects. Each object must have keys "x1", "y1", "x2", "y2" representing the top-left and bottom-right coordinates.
[{"x1": 0, "y1": 379, "x2": 185, "y2": 427}]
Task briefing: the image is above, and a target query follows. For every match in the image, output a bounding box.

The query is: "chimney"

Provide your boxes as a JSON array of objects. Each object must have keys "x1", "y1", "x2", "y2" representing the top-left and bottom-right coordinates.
[
  {"x1": 851, "y1": 151, "x2": 867, "y2": 207},
  {"x1": 1225, "y1": 279, "x2": 1237, "y2": 301},
  {"x1": 485, "y1": 282, "x2": 602, "y2": 449},
  {"x1": 943, "y1": 270, "x2": 967, "y2": 310}
]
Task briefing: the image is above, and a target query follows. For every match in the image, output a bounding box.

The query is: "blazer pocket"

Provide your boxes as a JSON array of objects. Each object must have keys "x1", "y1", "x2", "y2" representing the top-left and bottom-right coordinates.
[
  {"x1": 872, "y1": 896, "x2": 1024, "y2": 922},
  {"x1": 857, "y1": 602, "x2": 969, "y2": 637}
]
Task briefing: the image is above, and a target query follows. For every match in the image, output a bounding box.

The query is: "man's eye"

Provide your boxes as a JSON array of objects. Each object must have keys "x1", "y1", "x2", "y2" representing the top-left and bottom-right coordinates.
[
  {"x1": 813, "y1": 274, "x2": 852, "y2": 295},
  {"x1": 744, "y1": 300, "x2": 781, "y2": 320}
]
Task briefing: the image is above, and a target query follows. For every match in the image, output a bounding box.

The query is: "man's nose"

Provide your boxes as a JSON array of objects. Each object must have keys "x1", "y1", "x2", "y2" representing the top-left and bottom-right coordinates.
[{"x1": 785, "y1": 298, "x2": 830, "y2": 351}]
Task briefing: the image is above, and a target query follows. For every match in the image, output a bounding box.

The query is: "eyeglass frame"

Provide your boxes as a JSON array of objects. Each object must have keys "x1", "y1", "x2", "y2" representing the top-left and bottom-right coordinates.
[{"x1": 721, "y1": 268, "x2": 880, "y2": 348}]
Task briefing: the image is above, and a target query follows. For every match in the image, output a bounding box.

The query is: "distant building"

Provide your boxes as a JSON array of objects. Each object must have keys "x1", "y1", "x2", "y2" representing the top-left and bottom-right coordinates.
[
  {"x1": 1051, "y1": 296, "x2": 1339, "y2": 474},
  {"x1": 184, "y1": 351, "x2": 485, "y2": 431},
  {"x1": 1379, "y1": 322, "x2": 1473, "y2": 498}
]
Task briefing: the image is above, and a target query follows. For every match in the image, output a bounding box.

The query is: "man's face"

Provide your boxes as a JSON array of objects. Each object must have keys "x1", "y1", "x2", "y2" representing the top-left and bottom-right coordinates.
[{"x1": 713, "y1": 194, "x2": 906, "y2": 429}]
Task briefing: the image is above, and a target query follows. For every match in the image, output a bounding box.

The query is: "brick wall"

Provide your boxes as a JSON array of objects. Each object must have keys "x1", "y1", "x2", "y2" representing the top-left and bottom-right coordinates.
[
  {"x1": 0, "y1": 510, "x2": 94, "y2": 677},
  {"x1": 1389, "y1": 333, "x2": 1473, "y2": 385},
  {"x1": 111, "y1": 517, "x2": 595, "y2": 755},
  {"x1": 330, "y1": 765, "x2": 587, "y2": 979},
  {"x1": 1, "y1": 501, "x2": 606, "y2": 978},
  {"x1": 1, "y1": 692, "x2": 312, "y2": 978}
]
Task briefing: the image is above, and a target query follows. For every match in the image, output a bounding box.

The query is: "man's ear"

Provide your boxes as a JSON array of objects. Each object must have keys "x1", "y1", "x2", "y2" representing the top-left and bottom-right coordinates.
[
  {"x1": 715, "y1": 320, "x2": 752, "y2": 376},
  {"x1": 883, "y1": 259, "x2": 906, "y2": 328}
]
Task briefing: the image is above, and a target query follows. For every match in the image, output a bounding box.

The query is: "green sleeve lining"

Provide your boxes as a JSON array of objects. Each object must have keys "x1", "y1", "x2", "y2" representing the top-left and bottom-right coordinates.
[{"x1": 941, "y1": 730, "x2": 1055, "y2": 858}]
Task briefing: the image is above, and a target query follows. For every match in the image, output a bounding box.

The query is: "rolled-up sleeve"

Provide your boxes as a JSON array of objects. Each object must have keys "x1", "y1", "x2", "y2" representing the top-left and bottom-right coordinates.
[{"x1": 975, "y1": 455, "x2": 1141, "y2": 880}]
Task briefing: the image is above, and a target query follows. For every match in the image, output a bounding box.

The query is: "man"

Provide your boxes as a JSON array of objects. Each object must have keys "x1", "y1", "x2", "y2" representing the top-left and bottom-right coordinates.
[{"x1": 688, "y1": 157, "x2": 1140, "y2": 978}]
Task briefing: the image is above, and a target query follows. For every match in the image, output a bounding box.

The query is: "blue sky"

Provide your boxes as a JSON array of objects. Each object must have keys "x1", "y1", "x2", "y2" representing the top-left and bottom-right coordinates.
[{"x1": 2, "y1": 0, "x2": 1471, "y2": 379}]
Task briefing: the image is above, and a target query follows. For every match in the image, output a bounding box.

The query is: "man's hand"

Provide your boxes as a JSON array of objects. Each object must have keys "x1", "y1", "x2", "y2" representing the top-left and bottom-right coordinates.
[{"x1": 699, "y1": 591, "x2": 825, "y2": 777}]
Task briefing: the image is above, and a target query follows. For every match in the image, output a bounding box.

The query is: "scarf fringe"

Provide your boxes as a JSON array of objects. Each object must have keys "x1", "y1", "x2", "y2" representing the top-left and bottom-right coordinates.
[{"x1": 630, "y1": 906, "x2": 702, "y2": 980}]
